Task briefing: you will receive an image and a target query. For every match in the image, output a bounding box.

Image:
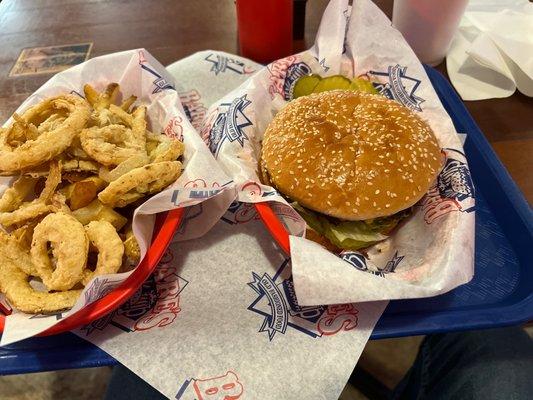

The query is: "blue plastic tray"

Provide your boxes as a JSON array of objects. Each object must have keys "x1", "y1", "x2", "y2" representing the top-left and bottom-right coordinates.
[{"x1": 0, "y1": 66, "x2": 531, "y2": 375}]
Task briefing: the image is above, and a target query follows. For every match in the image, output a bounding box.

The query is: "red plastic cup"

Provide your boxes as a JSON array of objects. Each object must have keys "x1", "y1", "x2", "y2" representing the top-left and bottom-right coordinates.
[{"x1": 236, "y1": 0, "x2": 293, "y2": 64}]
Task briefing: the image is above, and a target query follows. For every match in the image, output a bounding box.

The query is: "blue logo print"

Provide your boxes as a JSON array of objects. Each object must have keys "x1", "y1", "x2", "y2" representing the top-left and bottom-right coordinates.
[
  {"x1": 248, "y1": 259, "x2": 328, "y2": 341},
  {"x1": 208, "y1": 95, "x2": 252, "y2": 157},
  {"x1": 205, "y1": 53, "x2": 253, "y2": 75},
  {"x1": 438, "y1": 149, "x2": 475, "y2": 210},
  {"x1": 369, "y1": 64, "x2": 425, "y2": 111},
  {"x1": 341, "y1": 251, "x2": 404, "y2": 277},
  {"x1": 284, "y1": 62, "x2": 312, "y2": 100}
]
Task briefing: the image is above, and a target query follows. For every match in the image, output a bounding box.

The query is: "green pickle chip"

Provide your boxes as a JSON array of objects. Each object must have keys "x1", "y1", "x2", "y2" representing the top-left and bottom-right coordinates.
[
  {"x1": 349, "y1": 78, "x2": 379, "y2": 94},
  {"x1": 313, "y1": 75, "x2": 352, "y2": 93},
  {"x1": 293, "y1": 74, "x2": 321, "y2": 99},
  {"x1": 293, "y1": 74, "x2": 379, "y2": 99}
]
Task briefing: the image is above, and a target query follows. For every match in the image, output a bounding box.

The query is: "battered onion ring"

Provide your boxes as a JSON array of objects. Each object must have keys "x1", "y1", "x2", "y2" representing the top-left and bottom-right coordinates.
[
  {"x1": 98, "y1": 161, "x2": 182, "y2": 207},
  {"x1": 0, "y1": 201, "x2": 53, "y2": 227},
  {"x1": 0, "y1": 95, "x2": 90, "y2": 172},
  {"x1": 109, "y1": 104, "x2": 147, "y2": 149},
  {"x1": 148, "y1": 135, "x2": 184, "y2": 163},
  {"x1": 31, "y1": 212, "x2": 88, "y2": 291},
  {"x1": 81, "y1": 220, "x2": 124, "y2": 285},
  {"x1": 0, "y1": 255, "x2": 80, "y2": 314},
  {"x1": 0, "y1": 161, "x2": 62, "y2": 226},
  {"x1": 38, "y1": 160, "x2": 62, "y2": 203},
  {"x1": 0, "y1": 231, "x2": 36, "y2": 276},
  {"x1": 0, "y1": 176, "x2": 37, "y2": 212},
  {"x1": 80, "y1": 124, "x2": 145, "y2": 166},
  {"x1": 99, "y1": 153, "x2": 150, "y2": 182},
  {"x1": 37, "y1": 113, "x2": 67, "y2": 135}
]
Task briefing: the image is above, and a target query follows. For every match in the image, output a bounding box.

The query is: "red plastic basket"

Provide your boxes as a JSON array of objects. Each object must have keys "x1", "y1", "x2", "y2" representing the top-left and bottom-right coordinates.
[
  {"x1": 0, "y1": 208, "x2": 184, "y2": 335},
  {"x1": 254, "y1": 202, "x2": 291, "y2": 256}
]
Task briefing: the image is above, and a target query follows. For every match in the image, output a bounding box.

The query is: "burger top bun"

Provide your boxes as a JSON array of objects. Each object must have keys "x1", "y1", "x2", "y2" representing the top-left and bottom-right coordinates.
[{"x1": 261, "y1": 90, "x2": 442, "y2": 220}]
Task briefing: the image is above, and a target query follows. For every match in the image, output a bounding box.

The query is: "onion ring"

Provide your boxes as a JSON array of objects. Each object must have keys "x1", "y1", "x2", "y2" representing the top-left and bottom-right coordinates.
[
  {"x1": 148, "y1": 135, "x2": 184, "y2": 163},
  {"x1": 98, "y1": 161, "x2": 182, "y2": 207},
  {"x1": 99, "y1": 153, "x2": 150, "y2": 182},
  {"x1": 109, "y1": 104, "x2": 147, "y2": 149},
  {"x1": 81, "y1": 220, "x2": 124, "y2": 285},
  {"x1": 0, "y1": 161, "x2": 62, "y2": 226},
  {"x1": 0, "y1": 176, "x2": 37, "y2": 212},
  {"x1": 0, "y1": 95, "x2": 91, "y2": 172},
  {"x1": 31, "y1": 212, "x2": 88, "y2": 291},
  {"x1": 38, "y1": 160, "x2": 62, "y2": 203},
  {"x1": 80, "y1": 124, "x2": 145, "y2": 166},
  {"x1": 0, "y1": 254, "x2": 81, "y2": 314},
  {"x1": 0, "y1": 202, "x2": 53, "y2": 227},
  {"x1": 0, "y1": 231, "x2": 36, "y2": 276}
]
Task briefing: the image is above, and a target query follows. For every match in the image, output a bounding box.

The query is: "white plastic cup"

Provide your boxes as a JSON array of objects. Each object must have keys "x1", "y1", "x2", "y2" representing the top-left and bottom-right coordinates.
[{"x1": 392, "y1": 0, "x2": 469, "y2": 66}]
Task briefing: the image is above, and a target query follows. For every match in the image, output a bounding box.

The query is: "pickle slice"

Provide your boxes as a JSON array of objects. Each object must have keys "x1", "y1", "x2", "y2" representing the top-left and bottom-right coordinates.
[
  {"x1": 349, "y1": 78, "x2": 379, "y2": 94},
  {"x1": 293, "y1": 74, "x2": 321, "y2": 99},
  {"x1": 313, "y1": 75, "x2": 352, "y2": 93}
]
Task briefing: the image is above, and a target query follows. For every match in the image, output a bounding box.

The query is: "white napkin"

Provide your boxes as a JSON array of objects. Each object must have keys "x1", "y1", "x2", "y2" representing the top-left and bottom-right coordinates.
[{"x1": 447, "y1": 0, "x2": 533, "y2": 100}]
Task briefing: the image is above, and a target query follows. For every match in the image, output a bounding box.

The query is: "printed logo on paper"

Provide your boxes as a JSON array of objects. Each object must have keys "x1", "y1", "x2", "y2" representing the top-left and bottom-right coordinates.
[
  {"x1": 171, "y1": 180, "x2": 233, "y2": 208},
  {"x1": 369, "y1": 64, "x2": 425, "y2": 111},
  {"x1": 80, "y1": 250, "x2": 188, "y2": 335},
  {"x1": 83, "y1": 277, "x2": 120, "y2": 304},
  {"x1": 138, "y1": 50, "x2": 175, "y2": 94},
  {"x1": 221, "y1": 201, "x2": 301, "y2": 228},
  {"x1": 164, "y1": 115, "x2": 184, "y2": 141},
  {"x1": 240, "y1": 182, "x2": 277, "y2": 199},
  {"x1": 176, "y1": 370, "x2": 244, "y2": 400},
  {"x1": 341, "y1": 251, "x2": 404, "y2": 277},
  {"x1": 179, "y1": 89, "x2": 208, "y2": 130},
  {"x1": 248, "y1": 259, "x2": 358, "y2": 340},
  {"x1": 421, "y1": 148, "x2": 475, "y2": 224},
  {"x1": 208, "y1": 95, "x2": 252, "y2": 157},
  {"x1": 267, "y1": 56, "x2": 312, "y2": 100},
  {"x1": 205, "y1": 52, "x2": 255, "y2": 75}
]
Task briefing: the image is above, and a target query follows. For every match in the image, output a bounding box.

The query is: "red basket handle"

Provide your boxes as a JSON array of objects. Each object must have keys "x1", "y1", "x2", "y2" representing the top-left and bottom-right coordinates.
[{"x1": 254, "y1": 202, "x2": 291, "y2": 256}]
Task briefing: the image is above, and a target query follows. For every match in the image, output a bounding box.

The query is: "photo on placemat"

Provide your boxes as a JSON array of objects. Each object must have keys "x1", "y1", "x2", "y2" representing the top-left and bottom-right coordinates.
[{"x1": 9, "y1": 43, "x2": 93, "y2": 77}]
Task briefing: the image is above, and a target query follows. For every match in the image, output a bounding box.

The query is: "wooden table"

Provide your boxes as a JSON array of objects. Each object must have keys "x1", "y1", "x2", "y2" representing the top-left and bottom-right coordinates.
[{"x1": 0, "y1": 0, "x2": 531, "y2": 202}]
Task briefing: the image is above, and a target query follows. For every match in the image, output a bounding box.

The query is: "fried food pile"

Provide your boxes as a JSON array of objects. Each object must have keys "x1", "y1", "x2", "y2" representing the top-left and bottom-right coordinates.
[{"x1": 0, "y1": 83, "x2": 184, "y2": 313}]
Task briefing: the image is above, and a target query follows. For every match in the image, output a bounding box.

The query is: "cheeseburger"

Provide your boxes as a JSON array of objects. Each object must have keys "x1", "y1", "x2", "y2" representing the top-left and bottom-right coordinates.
[{"x1": 260, "y1": 90, "x2": 442, "y2": 251}]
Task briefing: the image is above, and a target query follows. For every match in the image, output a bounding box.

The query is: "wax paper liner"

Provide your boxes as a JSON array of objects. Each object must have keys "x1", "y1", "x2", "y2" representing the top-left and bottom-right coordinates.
[
  {"x1": 0, "y1": 49, "x2": 234, "y2": 345},
  {"x1": 73, "y1": 203, "x2": 388, "y2": 400},
  {"x1": 192, "y1": 0, "x2": 475, "y2": 306}
]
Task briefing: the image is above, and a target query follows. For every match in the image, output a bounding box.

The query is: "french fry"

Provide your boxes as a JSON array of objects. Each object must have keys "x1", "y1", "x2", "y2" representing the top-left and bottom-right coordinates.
[{"x1": 72, "y1": 199, "x2": 127, "y2": 230}]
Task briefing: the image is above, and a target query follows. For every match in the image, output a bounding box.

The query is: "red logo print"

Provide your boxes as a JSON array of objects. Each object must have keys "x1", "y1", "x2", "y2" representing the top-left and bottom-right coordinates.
[
  {"x1": 180, "y1": 90, "x2": 208, "y2": 130},
  {"x1": 164, "y1": 116, "x2": 184, "y2": 141},
  {"x1": 267, "y1": 55, "x2": 297, "y2": 99},
  {"x1": 193, "y1": 371, "x2": 244, "y2": 400},
  {"x1": 317, "y1": 304, "x2": 359, "y2": 336}
]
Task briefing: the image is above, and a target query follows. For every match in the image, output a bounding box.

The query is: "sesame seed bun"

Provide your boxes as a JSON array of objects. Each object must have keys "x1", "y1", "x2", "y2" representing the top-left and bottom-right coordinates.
[{"x1": 261, "y1": 90, "x2": 442, "y2": 220}]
